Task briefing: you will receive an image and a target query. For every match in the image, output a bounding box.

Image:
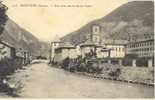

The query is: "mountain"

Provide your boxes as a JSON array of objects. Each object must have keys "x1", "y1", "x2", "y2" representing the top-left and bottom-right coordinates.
[
  {"x1": 0, "y1": 18, "x2": 42, "y2": 56},
  {"x1": 39, "y1": 41, "x2": 50, "y2": 58},
  {"x1": 61, "y1": 1, "x2": 154, "y2": 45}
]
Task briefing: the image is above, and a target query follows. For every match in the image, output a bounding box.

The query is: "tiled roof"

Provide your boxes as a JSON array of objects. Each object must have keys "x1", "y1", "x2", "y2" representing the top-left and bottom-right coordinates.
[
  {"x1": 129, "y1": 33, "x2": 154, "y2": 43},
  {"x1": 57, "y1": 42, "x2": 75, "y2": 49},
  {"x1": 0, "y1": 40, "x2": 14, "y2": 48},
  {"x1": 79, "y1": 39, "x2": 102, "y2": 47},
  {"x1": 102, "y1": 39, "x2": 128, "y2": 45}
]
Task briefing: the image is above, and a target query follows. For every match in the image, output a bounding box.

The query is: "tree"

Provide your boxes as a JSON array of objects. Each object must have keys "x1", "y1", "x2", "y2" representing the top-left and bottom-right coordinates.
[{"x1": 0, "y1": 1, "x2": 8, "y2": 34}]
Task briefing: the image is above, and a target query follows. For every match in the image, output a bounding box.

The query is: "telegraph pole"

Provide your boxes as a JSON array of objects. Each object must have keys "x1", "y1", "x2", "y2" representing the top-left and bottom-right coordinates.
[{"x1": 49, "y1": 42, "x2": 52, "y2": 64}]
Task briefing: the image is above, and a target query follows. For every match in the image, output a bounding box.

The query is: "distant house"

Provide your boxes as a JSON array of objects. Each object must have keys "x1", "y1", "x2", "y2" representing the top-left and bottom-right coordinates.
[
  {"x1": 75, "y1": 24, "x2": 127, "y2": 59},
  {"x1": 16, "y1": 48, "x2": 30, "y2": 64},
  {"x1": 54, "y1": 42, "x2": 76, "y2": 63},
  {"x1": 126, "y1": 33, "x2": 154, "y2": 58},
  {"x1": 0, "y1": 41, "x2": 16, "y2": 60},
  {"x1": 102, "y1": 39, "x2": 128, "y2": 58},
  {"x1": 50, "y1": 35, "x2": 62, "y2": 61},
  {"x1": 97, "y1": 47, "x2": 111, "y2": 58},
  {"x1": 79, "y1": 40, "x2": 100, "y2": 58}
]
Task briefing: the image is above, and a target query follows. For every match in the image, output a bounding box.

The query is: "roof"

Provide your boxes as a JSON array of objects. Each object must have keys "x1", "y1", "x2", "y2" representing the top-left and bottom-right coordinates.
[
  {"x1": 0, "y1": 40, "x2": 14, "y2": 49},
  {"x1": 102, "y1": 39, "x2": 128, "y2": 45},
  {"x1": 79, "y1": 39, "x2": 102, "y2": 48},
  {"x1": 129, "y1": 33, "x2": 154, "y2": 43},
  {"x1": 101, "y1": 47, "x2": 111, "y2": 51},
  {"x1": 57, "y1": 42, "x2": 75, "y2": 49}
]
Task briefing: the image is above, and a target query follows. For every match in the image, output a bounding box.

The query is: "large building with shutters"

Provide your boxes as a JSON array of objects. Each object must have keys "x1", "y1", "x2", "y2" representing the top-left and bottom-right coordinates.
[{"x1": 126, "y1": 33, "x2": 154, "y2": 58}]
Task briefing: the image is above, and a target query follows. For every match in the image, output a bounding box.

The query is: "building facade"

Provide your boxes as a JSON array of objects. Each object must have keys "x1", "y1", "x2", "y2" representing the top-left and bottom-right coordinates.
[
  {"x1": 0, "y1": 41, "x2": 16, "y2": 60},
  {"x1": 79, "y1": 40, "x2": 96, "y2": 58},
  {"x1": 126, "y1": 33, "x2": 154, "y2": 58},
  {"x1": 91, "y1": 24, "x2": 127, "y2": 58},
  {"x1": 91, "y1": 25, "x2": 101, "y2": 45},
  {"x1": 16, "y1": 48, "x2": 31, "y2": 64},
  {"x1": 54, "y1": 42, "x2": 76, "y2": 63},
  {"x1": 103, "y1": 39, "x2": 127, "y2": 58},
  {"x1": 50, "y1": 35, "x2": 61, "y2": 62}
]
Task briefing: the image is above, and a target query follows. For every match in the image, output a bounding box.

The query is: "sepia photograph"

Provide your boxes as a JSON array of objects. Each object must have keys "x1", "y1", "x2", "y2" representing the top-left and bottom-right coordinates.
[{"x1": 0, "y1": 0, "x2": 154, "y2": 98}]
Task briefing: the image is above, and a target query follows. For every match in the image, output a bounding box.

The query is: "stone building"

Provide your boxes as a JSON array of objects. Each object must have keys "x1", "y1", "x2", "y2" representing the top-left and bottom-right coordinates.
[
  {"x1": 50, "y1": 35, "x2": 61, "y2": 62},
  {"x1": 91, "y1": 24, "x2": 101, "y2": 45},
  {"x1": 79, "y1": 40, "x2": 97, "y2": 58},
  {"x1": 126, "y1": 33, "x2": 154, "y2": 58},
  {"x1": 90, "y1": 24, "x2": 127, "y2": 58},
  {"x1": 16, "y1": 48, "x2": 30, "y2": 64},
  {"x1": 0, "y1": 41, "x2": 16, "y2": 60},
  {"x1": 54, "y1": 42, "x2": 76, "y2": 63},
  {"x1": 102, "y1": 39, "x2": 128, "y2": 58}
]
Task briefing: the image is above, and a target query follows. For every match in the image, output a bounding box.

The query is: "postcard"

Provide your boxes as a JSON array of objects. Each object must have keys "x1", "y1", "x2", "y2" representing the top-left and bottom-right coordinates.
[{"x1": 0, "y1": 0, "x2": 154, "y2": 98}]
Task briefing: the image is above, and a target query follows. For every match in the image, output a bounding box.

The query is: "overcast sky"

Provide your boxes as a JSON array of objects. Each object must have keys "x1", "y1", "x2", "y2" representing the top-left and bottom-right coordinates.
[{"x1": 3, "y1": 0, "x2": 128, "y2": 42}]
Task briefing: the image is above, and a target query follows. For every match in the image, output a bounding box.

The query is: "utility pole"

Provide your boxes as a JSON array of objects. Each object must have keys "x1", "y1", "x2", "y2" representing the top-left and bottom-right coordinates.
[{"x1": 49, "y1": 42, "x2": 52, "y2": 64}]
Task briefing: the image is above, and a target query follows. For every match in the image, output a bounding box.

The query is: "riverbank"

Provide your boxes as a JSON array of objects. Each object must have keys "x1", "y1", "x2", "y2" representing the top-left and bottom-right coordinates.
[
  {"x1": 4, "y1": 62, "x2": 154, "y2": 98},
  {"x1": 51, "y1": 65, "x2": 154, "y2": 86},
  {"x1": 75, "y1": 71, "x2": 154, "y2": 87},
  {"x1": 0, "y1": 58, "x2": 29, "y2": 97}
]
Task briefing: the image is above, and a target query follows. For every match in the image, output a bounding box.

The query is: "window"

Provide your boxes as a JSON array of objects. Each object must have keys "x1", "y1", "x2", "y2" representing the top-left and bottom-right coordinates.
[
  {"x1": 95, "y1": 28, "x2": 98, "y2": 32},
  {"x1": 150, "y1": 42, "x2": 153, "y2": 45}
]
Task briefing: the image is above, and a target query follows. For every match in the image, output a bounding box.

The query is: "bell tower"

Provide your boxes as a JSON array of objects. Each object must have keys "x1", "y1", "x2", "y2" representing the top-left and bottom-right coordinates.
[{"x1": 91, "y1": 25, "x2": 101, "y2": 44}]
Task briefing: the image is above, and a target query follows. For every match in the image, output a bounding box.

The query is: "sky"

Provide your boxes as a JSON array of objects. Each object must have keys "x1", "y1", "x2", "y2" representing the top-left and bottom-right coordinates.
[{"x1": 2, "y1": 0, "x2": 129, "y2": 42}]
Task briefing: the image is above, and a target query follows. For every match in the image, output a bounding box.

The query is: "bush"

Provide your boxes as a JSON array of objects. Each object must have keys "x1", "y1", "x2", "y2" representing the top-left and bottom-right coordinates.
[
  {"x1": 0, "y1": 58, "x2": 23, "y2": 77},
  {"x1": 100, "y1": 63, "x2": 121, "y2": 78},
  {"x1": 61, "y1": 57, "x2": 70, "y2": 70}
]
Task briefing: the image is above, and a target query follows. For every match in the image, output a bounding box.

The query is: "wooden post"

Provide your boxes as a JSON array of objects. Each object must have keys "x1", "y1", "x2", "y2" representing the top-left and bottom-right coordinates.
[{"x1": 49, "y1": 43, "x2": 52, "y2": 64}]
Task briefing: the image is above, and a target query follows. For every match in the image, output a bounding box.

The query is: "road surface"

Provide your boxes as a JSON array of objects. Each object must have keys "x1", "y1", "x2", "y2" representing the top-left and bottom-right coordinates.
[{"x1": 1, "y1": 60, "x2": 154, "y2": 98}]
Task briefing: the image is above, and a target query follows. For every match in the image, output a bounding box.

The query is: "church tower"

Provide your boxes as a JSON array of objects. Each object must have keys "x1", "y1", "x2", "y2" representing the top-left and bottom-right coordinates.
[{"x1": 91, "y1": 25, "x2": 101, "y2": 45}]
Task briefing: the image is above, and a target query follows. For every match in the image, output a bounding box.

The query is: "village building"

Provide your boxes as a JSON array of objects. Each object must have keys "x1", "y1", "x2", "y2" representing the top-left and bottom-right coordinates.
[
  {"x1": 53, "y1": 42, "x2": 76, "y2": 63},
  {"x1": 78, "y1": 25, "x2": 106, "y2": 59},
  {"x1": 79, "y1": 40, "x2": 96, "y2": 58},
  {"x1": 97, "y1": 47, "x2": 111, "y2": 58},
  {"x1": 0, "y1": 41, "x2": 16, "y2": 60},
  {"x1": 16, "y1": 48, "x2": 30, "y2": 64},
  {"x1": 87, "y1": 24, "x2": 127, "y2": 59},
  {"x1": 50, "y1": 35, "x2": 62, "y2": 62},
  {"x1": 91, "y1": 24, "x2": 101, "y2": 45},
  {"x1": 126, "y1": 33, "x2": 154, "y2": 58},
  {"x1": 102, "y1": 39, "x2": 128, "y2": 58}
]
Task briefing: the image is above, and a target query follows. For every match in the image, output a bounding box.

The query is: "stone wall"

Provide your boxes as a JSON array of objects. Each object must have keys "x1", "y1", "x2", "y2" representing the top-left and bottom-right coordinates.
[{"x1": 118, "y1": 67, "x2": 154, "y2": 84}]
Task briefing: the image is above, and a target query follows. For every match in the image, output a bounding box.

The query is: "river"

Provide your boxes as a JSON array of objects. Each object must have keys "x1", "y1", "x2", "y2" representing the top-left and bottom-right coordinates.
[{"x1": 0, "y1": 60, "x2": 154, "y2": 98}]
